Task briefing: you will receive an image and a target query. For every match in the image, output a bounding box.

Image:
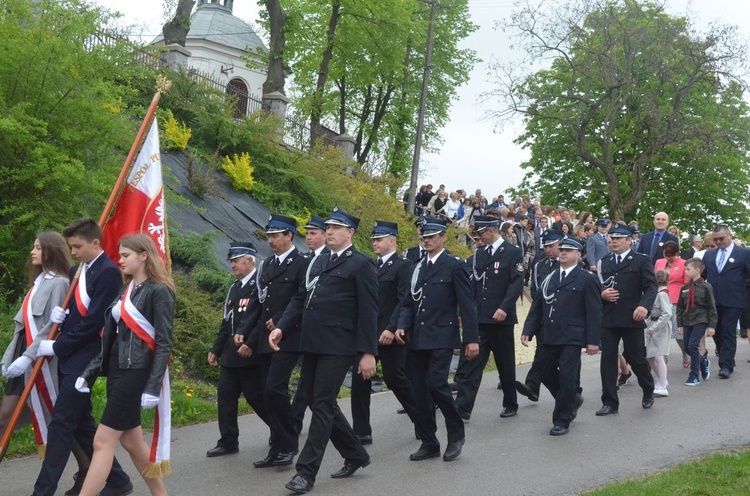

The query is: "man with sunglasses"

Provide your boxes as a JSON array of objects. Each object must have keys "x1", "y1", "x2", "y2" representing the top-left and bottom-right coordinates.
[{"x1": 701, "y1": 225, "x2": 750, "y2": 379}]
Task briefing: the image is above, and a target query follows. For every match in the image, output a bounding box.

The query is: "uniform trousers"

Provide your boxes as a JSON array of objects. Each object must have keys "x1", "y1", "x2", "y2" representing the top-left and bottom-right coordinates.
[
  {"x1": 295, "y1": 353, "x2": 369, "y2": 483},
  {"x1": 456, "y1": 323, "x2": 517, "y2": 413},
  {"x1": 536, "y1": 344, "x2": 582, "y2": 428},
  {"x1": 33, "y1": 371, "x2": 130, "y2": 496},
  {"x1": 409, "y1": 348, "x2": 463, "y2": 449},
  {"x1": 715, "y1": 306, "x2": 742, "y2": 372},
  {"x1": 351, "y1": 343, "x2": 416, "y2": 436},
  {"x1": 600, "y1": 327, "x2": 654, "y2": 409},
  {"x1": 216, "y1": 364, "x2": 271, "y2": 449},
  {"x1": 259, "y1": 351, "x2": 301, "y2": 453}
]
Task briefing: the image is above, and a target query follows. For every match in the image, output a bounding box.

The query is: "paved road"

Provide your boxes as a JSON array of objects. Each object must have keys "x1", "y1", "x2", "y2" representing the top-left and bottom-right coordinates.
[{"x1": 4, "y1": 342, "x2": 750, "y2": 495}]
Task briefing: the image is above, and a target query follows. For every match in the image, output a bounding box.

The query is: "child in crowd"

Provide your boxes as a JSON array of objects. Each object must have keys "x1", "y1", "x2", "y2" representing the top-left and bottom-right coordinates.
[
  {"x1": 676, "y1": 258, "x2": 718, "y2": 386},
  {"x1": 646, "y1": 270, "x2": 672, "y2": 396}
]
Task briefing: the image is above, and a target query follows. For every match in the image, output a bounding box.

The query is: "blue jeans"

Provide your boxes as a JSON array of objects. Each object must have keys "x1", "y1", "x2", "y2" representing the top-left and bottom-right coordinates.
[{"x1": 684, "y1": 323, "x2": 707, "y2": 380}]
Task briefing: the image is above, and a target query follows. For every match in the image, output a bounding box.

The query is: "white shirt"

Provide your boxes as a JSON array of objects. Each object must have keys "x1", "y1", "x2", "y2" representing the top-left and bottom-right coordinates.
[
  {"x1": 85, "y1": 251, "x2": 105, "y2": 271},
  {"x1": 379, "y1": 251, "x2": 396, "y2": 265},
  {"x1": 427, "y1": 249, "x2": 445, "y2": 265},
  {"x1": 240, "y1": 269, "x2": 255, "y2": 288},
  {"x1": 331, "y1": 244, "x2": 353, "y2": 259},
  {"x1": 276, "y1": 246, "x2": 295, "y2": 265}
]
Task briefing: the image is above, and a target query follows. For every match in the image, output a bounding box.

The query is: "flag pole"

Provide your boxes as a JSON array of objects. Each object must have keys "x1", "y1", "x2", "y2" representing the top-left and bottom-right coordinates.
[{"x1": 0, "y1": 76, "x2": 172, "y2": 463}]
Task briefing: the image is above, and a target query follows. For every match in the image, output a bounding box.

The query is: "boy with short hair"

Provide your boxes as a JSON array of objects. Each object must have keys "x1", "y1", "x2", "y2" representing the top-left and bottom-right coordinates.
[{"x1": 677, "y1": 258, "x2": 718, "y2": 386}]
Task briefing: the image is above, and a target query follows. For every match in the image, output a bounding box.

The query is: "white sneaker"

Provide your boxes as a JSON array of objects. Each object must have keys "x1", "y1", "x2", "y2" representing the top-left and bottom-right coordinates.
[{"x1": 653, "y1": 386, "x2": 669, "y2": 397}]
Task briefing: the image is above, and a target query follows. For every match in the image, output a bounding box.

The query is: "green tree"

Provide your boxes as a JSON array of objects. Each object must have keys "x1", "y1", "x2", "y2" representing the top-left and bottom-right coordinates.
[{"x1": 486, "y1": 0, "x2": 750, "y2": 234}]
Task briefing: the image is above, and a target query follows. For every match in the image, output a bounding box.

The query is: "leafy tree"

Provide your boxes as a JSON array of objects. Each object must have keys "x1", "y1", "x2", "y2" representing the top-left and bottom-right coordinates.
[{"x1": 486, "y1": 0, "x2": 750, "y2": 234}]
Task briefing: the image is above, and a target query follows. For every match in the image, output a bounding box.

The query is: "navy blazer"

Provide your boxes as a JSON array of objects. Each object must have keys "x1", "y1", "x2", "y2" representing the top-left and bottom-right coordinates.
[
  {"x1": 636, "y1": 231, "x2": 679, "y2": 261},
  {"x1": 242, "y1": 249, "x2": 309, "y2": 354},
  {"x1": 598, "y1": 251, "x2": 657, "y2": 328},
  {"x1": 211, "y1": 273, "x2": 262, "y2": 367},
  {"x1": 376, "y1": 254, "x2": 411, "y2": 333},
  {"x1": 277, "y1": 246, "x2": 379, "y2": 357},
  {"x1": 403, "y1": 245, "x2": 426, "y2": 265},
  {"x1": 523, "y1": 266, "x2": 602, "y2": 347},
  {"x1": 472, "y1": 241, "x2": 524, "y2": 324},
  {"x1": 398, "y1": 251, "x2": 479, "y2": 350},
  {"x1": 703, "y1": 246, "x2": 750, "y2": 309},
  {"x1": 54, "y1": 253, "x2": 122, "y2": 376}
]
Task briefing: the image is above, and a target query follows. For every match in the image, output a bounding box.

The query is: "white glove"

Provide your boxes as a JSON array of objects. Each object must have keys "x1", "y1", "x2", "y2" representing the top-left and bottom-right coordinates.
[
  {"x1": 36, "y1": 340, "x2": 56, "y2": 358},
  {"x1": 5, "y1": 356, "x2": 33, "y2": 378},
  {"x1": 75, "y1": 377, "x2": 90, "y2": 393},
  {"x1": 50, "y1": 306, "x2": 69, "y2": 324},
  {"x1": 141, "y1": 393, "x2": 160, "y2": 409},
  {"x1": 1, "y1": 364, "x2": 8, "y2": 377}
]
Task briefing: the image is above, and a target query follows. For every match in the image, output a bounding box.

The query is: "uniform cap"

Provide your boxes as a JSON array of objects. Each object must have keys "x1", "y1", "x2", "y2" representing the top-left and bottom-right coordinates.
[
  {"x1": 266, "y1": 214, "x2": 298, "y2": 234},
  {"x1": 228, "y1": 241, "x2": 257, "y2": 260},
  {"x1": 371, "y1": 220, "x2": 398, "y2": 239},
  {"x1": 325, "y1": 206, "x2": 360, "y2": 229}
]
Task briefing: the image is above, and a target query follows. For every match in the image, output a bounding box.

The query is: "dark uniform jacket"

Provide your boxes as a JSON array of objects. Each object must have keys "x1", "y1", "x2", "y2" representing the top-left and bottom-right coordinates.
[
  {"x1": 277, "y1": 246, "x2": 379, "y2": 357},
  {"x1": 598, "y1": 251, "x2": 657, "y2": 328},
  {"x1": 376, "y1": 254, "x2": 412, "y2": 332},
  {"x1": 523, "y1": 266, "x2": 602, "y2": 347},
  {"x1": 398, "y1": 250, "x2": 479, "y2": 350},
  {"x1": 210, "y1": 273, "x2": 262, "y2": 367},
  {"x1": 530, "y1": 256, "x2": 559, "y2": 301},
  {"x1": 242, "y1": 249, "x2": 309, "y2": 354},
  {"x1": 703, "y1": 245, "x2": 750, "y2": 309},
  {"x1": 472, "y1": 241, "x2": 524, "y2": 324},
  {"x1": 404, "y1": 245, "x2": 426, "y2": 265},
  {"x1": 676, "y1": 280, "x2": 718, "y2": 328}
]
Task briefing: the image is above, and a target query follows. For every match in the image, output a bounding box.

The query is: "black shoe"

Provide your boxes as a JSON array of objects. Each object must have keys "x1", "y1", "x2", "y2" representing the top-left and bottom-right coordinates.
[
  {"x1": 207, "y1": 445, "x2": 238, "y2": 457},
  {"x1": 499, "y1": 408, "x2": 517, "y2": 418},
  {"x1": 65, "y1": 469, "x2": 87, "y2": 496},
  {"x1": 330, "y1": 459, "x2": 371, "y2": 479},
  {"x1": 550, "y1": 425, "x2": 568, "y2": 436},
  {"x1": 356, "y1": 434, "x2": 373, "y2": 445},
  {"x1": 642, "y1": 396, "x2": 654, "y2": 409},
  {"x1": 409, "y1": 446, "x2": 441, "y2": 461},
  {"x1": 595, "y1": 405, "x2": 618, "y2": 416},
  {"x1": 397, "y1": 407, "x2": 407, "y2": 414},
  {"x1": 497, "y1": 381, "x2": 502, "y2": 390},
  {"x1": 617, "y1": 372, "x2": 632, "y2": 387},
  {"x1": 97, "y1": 481, "x2": 133, "y2": 496},
  {"x1": 457, "y1": 408, "x2": 471, "y2": 421},
  {"x1": 285, "y1": 474, "x2": 313, "y2": 494},
  {"x1": 272, "y1": 451, "x2": 296, "y2": 466},
  {"x1": 718, "y1": 368, "x2": 731, "y2": 379},
  {"x1": 571, "y1": 395, "x2": 584, "y2": 421},
  {"x1": 443, "y1": 438, "x2": 465, "y2": 461},
  {"x1": 450, "y1": 382, "x2": 460, "y2": 392},
  {"x1": 515, "y1": 381, "x2": 539, "y2": 402}
]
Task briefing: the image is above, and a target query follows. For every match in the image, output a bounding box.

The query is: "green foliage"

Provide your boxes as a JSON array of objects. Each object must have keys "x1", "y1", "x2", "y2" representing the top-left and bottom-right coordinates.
[
  {"x1": 489, "y1": 0, "x2": 750, "y2": 234},
  {"x1": 221, "y1": 152, "x2": 255, "y2": 192},
  {"x1": 160, "y1": 108, "x2": 192, "y2": 150}
]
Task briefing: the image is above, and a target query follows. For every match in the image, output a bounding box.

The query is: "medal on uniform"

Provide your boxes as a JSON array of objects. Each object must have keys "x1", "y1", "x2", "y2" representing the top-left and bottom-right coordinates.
[{"x1": 494, "y1": 261, "x2": 499, "y2": 274}]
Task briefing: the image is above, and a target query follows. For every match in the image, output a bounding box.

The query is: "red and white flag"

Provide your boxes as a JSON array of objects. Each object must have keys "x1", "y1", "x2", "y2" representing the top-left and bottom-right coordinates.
[{"x1": 102, "y1": 119, "x2": 166, "y2": 261}]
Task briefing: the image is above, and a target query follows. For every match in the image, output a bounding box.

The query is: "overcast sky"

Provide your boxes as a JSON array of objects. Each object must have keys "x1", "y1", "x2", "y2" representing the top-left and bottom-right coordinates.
[{"x1": 95, "y1": 0, "x2": 750, "y2": 199}]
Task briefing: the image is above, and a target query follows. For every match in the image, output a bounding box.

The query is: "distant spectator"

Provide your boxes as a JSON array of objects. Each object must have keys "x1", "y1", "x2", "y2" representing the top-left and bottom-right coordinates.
[
  {"x1": 496, "y1": 195, "x2": 508, "y2": 208},
  {"x1": 431, "y1": 189, "x2": 448, "y2": 215},
  {"x1": 578, "y1": 211, "x2": 594, "y2": 226},
  {"x1": 438, "y1": 192, "x2": 461, "y2": 220},
  {"x1": 681, "y1": 235, "x2": 704, "y2": 260}
]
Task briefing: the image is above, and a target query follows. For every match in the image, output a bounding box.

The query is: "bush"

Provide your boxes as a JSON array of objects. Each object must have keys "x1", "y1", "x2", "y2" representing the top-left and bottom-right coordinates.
[
  {"x1": 221, "y1": 152, "x2": 255, "y2": 192},
  {"x1": 160, "y1": 109, "x2": 191, "y2": 151}
]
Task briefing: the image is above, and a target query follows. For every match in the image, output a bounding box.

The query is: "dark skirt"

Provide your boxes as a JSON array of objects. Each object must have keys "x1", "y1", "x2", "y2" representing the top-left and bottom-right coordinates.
[{"x1": 100, "y1": 340, "x2": 150, "y2": 431}]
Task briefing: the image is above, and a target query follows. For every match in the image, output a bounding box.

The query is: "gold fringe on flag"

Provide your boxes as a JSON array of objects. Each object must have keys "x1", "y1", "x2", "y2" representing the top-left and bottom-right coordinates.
[
  {"x1": 37, "y1": 443, "x2": 46, "y2": 460},
  {"x1": 142, "y1": 462, "x2": 163, "y2": 479}
]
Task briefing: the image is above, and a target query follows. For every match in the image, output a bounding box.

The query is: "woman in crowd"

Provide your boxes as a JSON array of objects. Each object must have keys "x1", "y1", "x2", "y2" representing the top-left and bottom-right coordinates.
[
  {"x1": 654, "y1": 241, "x2": 689, "y2": 368},
  {"x1": 647, "y1": 270, "x2": 673, "y2": 396},
  {"x1": 431, "y1": 189, "x2": 448, "y2": 216},
  {"x1": 439, "y1": 192, "x2": 462, "y2": 220},
  {"x1": 560, "y1": 221, "x2": 575, "y2": 239},
  {"x1": 578, "y1": 211, "x2": 594, "y2": 226},
  {"x1": 668, "y1": 225, "x2": 680, "y2": 240},
  {"x1": 78, "y1": 234, "x2": 174, "y2": 496}
]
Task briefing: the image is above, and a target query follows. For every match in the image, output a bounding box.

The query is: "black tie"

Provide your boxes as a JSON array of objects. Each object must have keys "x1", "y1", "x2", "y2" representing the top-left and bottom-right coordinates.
[
  {"x1": 330, "y1": 253, "x2": 339, "y2": 263},
  {"x1": 550, "y1": 259, "x2": 555, "y2": 269},
  {"x1": 616, "y1": 254, "x2": 622, "y2": 265},
  {"x1": 276, "y1": 256, "x2": 282, "y2": 267},
  {"x1": 560, "y1": 270, "x2": 566, "y2": 283},
  {"x1": 377, "y1": 257, "x2": 383, "y2": 268},
  {"x1": 651, "y1": 233, "x2": 661, "y2": 257},
  {"x1": 427, "y1": 260, "x2": 434, "y2": 270},
  {"x1": 487, "y1": 246, "x2": 493, "y2": 257}
]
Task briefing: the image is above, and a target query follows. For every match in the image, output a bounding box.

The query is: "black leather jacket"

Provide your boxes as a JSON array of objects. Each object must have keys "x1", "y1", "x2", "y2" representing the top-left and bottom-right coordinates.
[{"x1": 82, "y1": 280, "x2": 175, "y2": 397}]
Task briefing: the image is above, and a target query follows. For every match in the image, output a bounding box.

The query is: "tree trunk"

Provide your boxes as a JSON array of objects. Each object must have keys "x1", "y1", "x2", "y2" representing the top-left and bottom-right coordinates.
[
  {"x1": 263, "y1": 0, "x2": 288, "y2": 96},
  {"x1": 162, "y1": 0, "x2": 195, "y2": 47},
  {"x1": 388, "y1": 43, "x2": 412, "y2": 178},
  {"x1": 309, "y1": 0, "x2": 341, "y2": 149}
]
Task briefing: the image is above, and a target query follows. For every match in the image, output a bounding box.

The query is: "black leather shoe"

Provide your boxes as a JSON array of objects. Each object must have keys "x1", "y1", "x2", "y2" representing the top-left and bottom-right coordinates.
[
  {"x1": 397, "y1": 407, "x2": 407, "y2": 414},
  {"x1": 497, "y1": 381, "x2": 502, "y2": 390},
  {"x1": 206, "y1": 445, "x2": 238, "y2": 457},
  {"x1": 331, "y1": 458, "x2": 371, "y2": 478},
  {"x1": 595, "y1": 405, "x2": 618, "y2": 416},
  {"x1": 499, "y1": 408, "x2": 517, "y2": 418},
  {"x1": 550, "y1": 425, "x2": 569, "y2": 436},
  {"x1": 271, "y1": 451, "x2": 295, "y2": 466},
  {"x1": 97, "y1": 481, "x2": 133, "y2": 496},
  {"x1": 409, "y1": 446, "x2": 441, "y2": 461},
  {"x1": 457, "y1": 408, "x2": 471, "y2": 421},
  {"x1": 515, "y1": 381, "x2": 539, "y2": 402},
  {"x1": 356, "y1": 434, "x2": 373, "y2": 445},
  {"x1": 443, "y1": 438, "x2": 465, "y2": 461},
  {"x1": 642, "y1": 396, "x2": 654, "y2": 409},
  {"x1": 285, "y1": 474, "x2": 313, "y2": 494},
  {"x1": 718, "y1": 368, "x2": 731, "y2": 379},
  {"x1": 571, "y1": 395, "x2": 584, "y2": 421},
  {"x1": 65, "y1": 469, "x2": 87, "y2": 495},
  {"x1": 253, "y1": 451, "x2": 279, "y2": 468}
]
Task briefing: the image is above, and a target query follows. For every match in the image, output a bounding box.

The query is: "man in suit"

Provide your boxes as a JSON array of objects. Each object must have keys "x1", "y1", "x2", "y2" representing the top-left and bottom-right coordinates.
[
  {"x1": 702, "y1": 225, "x2": 750, "y2": 378},
  {"x1": 517, "y1": 231, "x2": 562, "y2": 402},
  {"x1": 596, "y1": 226, "x2": 657, "y2": 416},
  {"x1": 34, "y1": 218, "x2": 132, "y2": 496},
  {"x1": 240, "y1": 214, "x2": 309, "y2": 468},
  {"x1": 586, "y1": 219, "x2": 610, "y2": 273},
  {"x1": 552, "y1": 208, "x2": 572, "y2": 231},
  {"x1": 350, "y1": 221, "x2": 416, "y2": 444},
  {"x1": 522, "y1": 238, "x2": 601, "y2": 435},
  {"x1": 206, "y1": 242, "x2": 272, "y2": 457},
  {"x1": 455, "y1": 216, "x2": 524, "y2": 420},
  {"x1": 681, "y1": 235, "x2": 704, "y2": 260},
  {"x1": 636, "y1": 211, "x2": 679, "y2": 262},
  {"x1": 403, "y1": 216, "x2": 428, "y2": 264},
  {"x1": 270, "y1": 207, "x2": 377, "y2": 494},
  {"x1": 534, "y1": 215, "x2": 549, "y2": 260},
  {"x1": 396, "y1": 217, "x2": 479, "y2": 462}
]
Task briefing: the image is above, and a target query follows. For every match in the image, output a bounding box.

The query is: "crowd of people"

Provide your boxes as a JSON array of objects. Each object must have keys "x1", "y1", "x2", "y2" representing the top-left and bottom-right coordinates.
[{"x1": 3, "y1": 195, "x2": 750, "y2": 495}]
